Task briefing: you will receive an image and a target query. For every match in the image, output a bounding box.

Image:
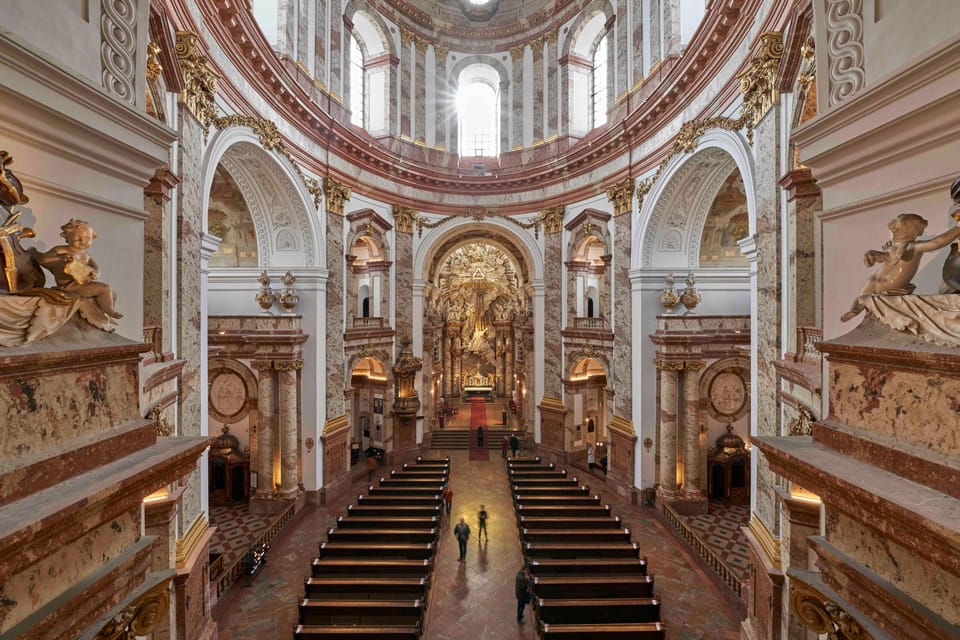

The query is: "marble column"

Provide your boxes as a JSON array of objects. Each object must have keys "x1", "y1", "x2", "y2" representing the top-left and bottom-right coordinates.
[
  {"x1": 277, "y1": 0, "x2": 296, "y2": 59},
  {"x1": 510, "y1": 45, "x2": 524, "y2": 149},
  {"x1": 657, "y1": 362, "x2": 679, "y2": 494},
  {"x1": 328, "y1": 2, "x2": 343, "y2": 99},
  {"x1": 394, "y1": 219, "x2": 414, "y2": 341},
  {"x1": 546, "y1": 31, "x2": 558, "y2": 140},
  {"x1": 682, "y1": 361, "x2": 704, "y2": 495},
  {"x1": 781, "y1": 168, "x2": 821, "y2": 339},
  {"x1": 254, "y1": 361, "x2": 276, "y2": 498},
  {"x1": 531, "y1": 38, "x2": 544, "y2": 145},
  {"x1": 434, "y1": 46, "x2": 448, "y2": 150},
  {"x1": 613, "y1": 211, "x2": 632, "y2": 420},
  {"x1": 313, "y1": 0, "x2": 327, "y2": 88},
  {"x1": 499, "y1": 80, "x2": 510, "y2": 156},
  {"x1": 143, "y1": 169, "x2": 176, "y2": 350},
  {"x1": 505, "y1": 331, "x2": 514, "y2": 399},
  {"x1": 399, "y1": 30, "x2": 413, "y2": 139},
  {"x1": 414, "y1": 38, "x2": 427, "y2": 144},
  {"x1": 143, "y1": 487, "x2": 185, "y2": 637},
  {"x1": 778, "y1": 491, "x2": 821, "y2": 640},
  {"x1": 632, "y1": 0, "x2": 644, "y2": 89},
  {"x1": 542, "y1": 229, "x2": 563, "y2": 399},
  {"x1": 325, "y1": 196, "x2": 345, "y2": 420},
  {"x1": 278, "y1": 360, "x2": 301, "y2": 498},
  {"x1": 663, "y1": 0, "x2": 681, "y2": 57},
  {"x1": 453, "y1": 334, "x2": 462, "y2": 396},
  {"x1": 648, "y1": 0, "x2": 661, "y2": 68},
  {"x1": 296, "y1": 0, "x2": 309, "y2": 66},
  {"x1": 558, "y1": 56, "x2": 570, "y2": 137},
  {"x1": 616, "y1": 0, "x2": 629, "y2": 98}
]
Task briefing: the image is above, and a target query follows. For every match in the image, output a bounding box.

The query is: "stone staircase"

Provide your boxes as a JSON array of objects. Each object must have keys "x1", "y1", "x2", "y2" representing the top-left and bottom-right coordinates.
[{"x1": 428, "y1": 428, "x2": 524, "y2": 450}]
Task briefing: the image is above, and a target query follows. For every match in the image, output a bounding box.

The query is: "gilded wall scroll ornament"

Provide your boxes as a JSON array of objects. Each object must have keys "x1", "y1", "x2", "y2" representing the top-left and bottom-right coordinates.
[
  {"x1": 539, "y1": 206, "x2": 565, "y2": 234},
  {"x1": 100, "y1": 0, "x2": 137, "y2": 105},
  {"x1": 94, "y1": 577, "x2": 172, "y2": 640},
  {"x1": 392, "y1": 204, "x2": 419, "y2": 234},
  {"x1": 323, "y1": 177, "x2": 351, "y2": 215},
  {"x1": 738, "y1": 31, "x2": 783, "y2": 129},
  {"x1": 175, "y1": 31, "x2": 220, "y2": 129},
  {"x1": 146, "y1": 41, "x2": 163, "y2": 81},
  {"x1": 789, "y1": 576, "x2": 873, "y2": 640},
  {"x1": 636, "y1": 176, "x2": 655, "y2": 210},
  {"x1": 789, "y1": 405, "x2": 814, "y2": 436},
  {"x1": 149, "y1": 405, "x2": 172, "y2": 437},
  {"x1": 606, "y1": 178, "x2": 635, "y2": 216}
]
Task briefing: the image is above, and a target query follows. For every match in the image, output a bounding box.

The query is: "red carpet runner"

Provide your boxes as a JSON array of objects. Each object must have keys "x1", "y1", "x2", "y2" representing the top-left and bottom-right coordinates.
[{"x1": 468, "y1": 398, "x2": 490, "y2": 460}]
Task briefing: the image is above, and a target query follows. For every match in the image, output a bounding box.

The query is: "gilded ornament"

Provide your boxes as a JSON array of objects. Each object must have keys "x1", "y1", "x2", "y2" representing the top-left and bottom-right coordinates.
[
  {"x1": 539, "y1": 206, "x2": 565, "y2": 234},
  {"x1": 175, "y1": 31, "x2": 220, "y2": 129},
  {"x1": 393, "y1": 204, "x2": 419, "y2": 234},
  {"x1": 95, "y1": 578, "x2": 172, "y2": 640},
  {"x1": 274, "y1": 358, "x2": 304, "y2": 371},
  {"x1": 606, "y1": 178, "x2": 635, "y2": 216},
  {"x1": 279, "y1": 271, "x2": 299, "y2": 313},
  {"x1": 789, "y1": 405, "x2": 814, "y2": 436},
  {"x1": 681, "y1": 271, "x2": 701, "y2": 314},
  {"x1": 659, "y1": 272, "x2": 680, "y2": 314},
  {"x1": 789, "y1": 578, "x2": 873, "y2": 640},
  {"x1": 434, "y1": 44, "x2": 449, "y2": 63},
  {"x1": 146, "y1": 41, "x2": 163, "y2": 82},
  {"x1": 739, "y1": 31, "x2": 783, "y2": 129},
  {"x1": 654, "y1": 359, "x2": 685, "y2": 370},
  {"x1": 684, "y1": 360, "x2": 706, "y2": 371},
  {"x1": 255, "y1": 270, "x2": 276, "y2": 313},
  {"x1": 250, "y1": 360, "x2": 274, "y2": 371},
  {"x1": 635, "y1": 176, "x2": 655, "y2": 210},
  {"x1": 510, "y1": 45, "x2": 525, "y2": 61},
  {"x1": 149, "y1": 405, "x2": 171, "y2": 437},
  {"x1": 323, "y1": 177, "x2": 351, "y2": 216}
]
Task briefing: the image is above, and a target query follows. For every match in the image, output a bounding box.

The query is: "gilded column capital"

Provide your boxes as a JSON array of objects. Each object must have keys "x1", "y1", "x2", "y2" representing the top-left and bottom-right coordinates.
[
  {"x1": 510, "y1": 45, "x2": 525, "y2": 62},
  {"x1": 655, "y1": 359, "x2": 685, "y2": 371},
  {"x1": 323, "y1": 177, "x2": 351, "y2": 215},
  {"x1": 434, "y1": 44, "x2": 449, "y2": 63},
  {"x1": 531, "y1": 38, "x2": 544, "y2": 56},
  {"x1": 392, "y1": 204, "x2": 419, "y2": 234},
  {"x1": 400, "y1": 28, "x2": 414, "y2": 47},
  {"x1": 274, "y1": 358, "x2": 304, "y2": 371},
  {"x1": 739, "y1": 31, "x2": 784, "y2": 128},
  {"x1": 606, "y1": 177, "x2": 635, "y2": 216},
  {"x1": 684, "y1": 360, "x2": 706, "y2": 371},
  {"x1": 538, "y1": 205, "x2": 565, "y2": 234},
  {"x1": 250, "y1": 360, "x2": 274, "y2": 371},
  {"x1": 174, "y1": 31, "x2": 221, "y2": 129},
  {"x1": 545, "y1": 30, "x2": 558, "y2": 46},
  {"x1": 414, "y1": 36, "x2": 428, "y2": 53}
]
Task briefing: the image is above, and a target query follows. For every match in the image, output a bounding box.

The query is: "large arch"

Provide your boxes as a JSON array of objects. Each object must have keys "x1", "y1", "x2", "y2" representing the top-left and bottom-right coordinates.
[
  {"x1": 200, "y1": 126, "x2": 323, "y2": 268},
  {"x1": 633, "y1": 128, "x2": 757, "y2": 270}
]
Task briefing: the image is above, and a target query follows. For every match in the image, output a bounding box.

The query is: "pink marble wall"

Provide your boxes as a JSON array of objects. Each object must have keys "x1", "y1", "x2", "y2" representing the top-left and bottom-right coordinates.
[
  {"x1": 143, "y1": 195, "x2": 169, "y2": 343},
  {"x1": 326, "y1": 211, "x2": 345, "y2": 418},
  {"x1": 613, "y1": 213, "x2": 632, "y2": 419},
  {"x1": 395, "y1": 227, "x2": 414, "y2": 342},
  {"x1": 543, "y1": 231, "x2": 563, "y2": 398}
]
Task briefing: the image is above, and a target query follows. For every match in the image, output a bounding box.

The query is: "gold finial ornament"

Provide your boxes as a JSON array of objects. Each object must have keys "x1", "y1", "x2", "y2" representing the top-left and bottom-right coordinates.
[
  {"x1": 681, "y1": 271, "x2": 701, "y2": 314},
  {"x1": 255, "y1": 270, "x2": 276, "y2": 313},
  {"x1": 659, "y1": 273, "x2": 680, "y2": 314},
  {"x1": 323, "y1": 177, "x2": 351, "y2": 216},
  {"x1": 175, "y1": 31, "x2": 221, "y2": 130},
  {"x1": 279, "y1": 271, "x2": 299, "y2": 313}
]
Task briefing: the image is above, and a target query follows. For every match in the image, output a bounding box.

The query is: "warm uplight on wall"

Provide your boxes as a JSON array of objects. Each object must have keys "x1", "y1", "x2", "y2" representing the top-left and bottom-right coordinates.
[
  {"x1": 143, "y1": 488, "x2": 170, "y2": 503},
  {"x1": 790, "y1": 487, "x2": 821, "y2": 504}
]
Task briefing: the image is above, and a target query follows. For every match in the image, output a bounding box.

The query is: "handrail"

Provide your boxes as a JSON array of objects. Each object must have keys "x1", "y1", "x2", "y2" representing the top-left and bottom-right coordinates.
[
  {"x1": 215, "y1": 501, "x2": 296, "y2": 596},
  {"x1": 661, "y1": 502, "x2": 743, "y2": 597},
  {"x1": 796, "y1": 326, "x2": 822, "y2": 363}
]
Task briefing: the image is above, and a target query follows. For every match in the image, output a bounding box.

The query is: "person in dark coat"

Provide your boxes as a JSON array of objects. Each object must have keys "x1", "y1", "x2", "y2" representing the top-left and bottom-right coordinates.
[
  {"x1": 477, "y1": 425, "x2": 484, "y2": 447},
  {"x1": 509, "y1": 434, "x2": 519, "y2": 457},
  {"x1": 501, "y1": 436, "x2": 509, "y2": 458},
  {"x1": 454, "y1": 517, "x2": 471, "y2": 561},
  {"x1": 515, "y1": 563, "x2": 533, "y2": 622}
]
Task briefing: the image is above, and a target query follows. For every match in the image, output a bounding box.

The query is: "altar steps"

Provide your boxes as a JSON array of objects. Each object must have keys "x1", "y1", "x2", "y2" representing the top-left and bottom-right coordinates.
[{"x1": 428, "y1": 428, "x2": 524, "y2": 451}]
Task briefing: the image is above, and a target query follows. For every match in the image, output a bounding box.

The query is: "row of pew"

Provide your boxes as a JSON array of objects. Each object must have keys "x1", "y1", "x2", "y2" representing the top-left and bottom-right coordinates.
[
  {"x1": 509, "y1": 457, "x2": 667, "y2": 639},
  {"x1": 293, "y1": 456, "x2": 450, "y2": 639}
]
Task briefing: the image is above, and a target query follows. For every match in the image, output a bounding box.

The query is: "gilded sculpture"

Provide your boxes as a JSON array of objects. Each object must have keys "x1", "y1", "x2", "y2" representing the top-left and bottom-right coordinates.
[
  {"x1": 841, "y1": 213, "x2": 960, "y2": 322},
  {"x1": 0, "y1": 152, "x2": 124, "y2": 346}
]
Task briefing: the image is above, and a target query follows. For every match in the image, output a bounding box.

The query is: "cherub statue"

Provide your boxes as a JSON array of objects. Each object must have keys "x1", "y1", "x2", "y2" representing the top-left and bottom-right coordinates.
[
  {"x1": 940, "y1": 176, "x2": 960, "y2": 292},
  {"x1": 841, "y1": 213, "x2": 960, "y2": 322},
  {"x1": 32, "y1": 219, "x2": 123, "y2": 319}
]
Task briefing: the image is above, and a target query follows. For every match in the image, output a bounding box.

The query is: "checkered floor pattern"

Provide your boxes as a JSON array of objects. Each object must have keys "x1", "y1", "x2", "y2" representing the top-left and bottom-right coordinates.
[
  {"x1": 679, "y1": 502, "x2": 751, "y2": 577},
  {"x1": 209, "y1": 503, "x2": 278, "y2": 567}
]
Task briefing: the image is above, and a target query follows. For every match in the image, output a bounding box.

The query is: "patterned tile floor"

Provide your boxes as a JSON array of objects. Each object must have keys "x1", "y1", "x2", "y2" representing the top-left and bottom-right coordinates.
[
  {"x1": 212, "y1": 452, "x2": 743, "y2": 639},
  {"x1": 209, "y1": 503, "x2": 279, "y2": 567},
  {"x1": 679, "y1": 502, "x2": 752, "y2": 578}
]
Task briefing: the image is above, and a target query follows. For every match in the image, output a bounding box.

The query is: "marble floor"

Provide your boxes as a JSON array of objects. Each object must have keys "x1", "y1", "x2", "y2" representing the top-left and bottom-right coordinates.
[
  {"x1": 679, "y1": 502, "x2": 752, "y2": 579},
  {"x1": 212, "y1": 451, "x2": 743, "y2": 639}
]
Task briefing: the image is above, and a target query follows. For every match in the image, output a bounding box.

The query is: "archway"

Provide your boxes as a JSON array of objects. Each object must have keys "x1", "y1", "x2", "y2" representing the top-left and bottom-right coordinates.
[
  {"x1": 346, "y1": 355, "x2": 391, "y2": 469},
  {"x1": 562, "y1": 356, "x2": 610, "y2": 471}
]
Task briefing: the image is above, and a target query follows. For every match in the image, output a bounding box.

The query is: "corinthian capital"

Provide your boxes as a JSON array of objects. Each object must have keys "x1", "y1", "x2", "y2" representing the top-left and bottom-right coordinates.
[{"x1": 323, "y1": 177, "x2": 351, "y2": 215}]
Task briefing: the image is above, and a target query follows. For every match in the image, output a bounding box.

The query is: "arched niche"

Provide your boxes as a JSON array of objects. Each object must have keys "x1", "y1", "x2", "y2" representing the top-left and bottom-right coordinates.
[
  {"x1": 634, "y1": 128, "x2": 757, "y2": 270},
  {"x1": 346, "y1": 353, "x2": 393, "y2": 462},
  {"x1": 201, "y1": 127, "x2": 322, "y2": 268}
]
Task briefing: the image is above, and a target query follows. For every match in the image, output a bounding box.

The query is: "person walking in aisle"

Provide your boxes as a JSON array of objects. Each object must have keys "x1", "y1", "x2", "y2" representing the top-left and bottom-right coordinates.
[
  {"x1": 477, "y1": 504, "x2": 488, "y2": 542},
  {"x1": 501, "y1": 436, "x2": 509, "y2": 458},
  {"x1": 515, "y1": 563, "x2": 533, "y2": 622},
  {"x1": 454, "y1": 517, "x2": 471, "y2": 561},
  {"x1": 477, "y1": 425, "x2": 484, "y2": 447},
  {"x1": 509, "y1": 434, "x2": 519, "y2": 458},
  {"x1": 442, "y1": 484, "x2": 453, "y2": 518}
]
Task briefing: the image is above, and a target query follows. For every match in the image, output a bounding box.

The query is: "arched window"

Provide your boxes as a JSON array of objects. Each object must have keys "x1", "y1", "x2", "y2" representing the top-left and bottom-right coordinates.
[
  {"x1": 592, "y1": 35, "x2": 608, "y2": 128},
  {"x1": 457, "y1": 64, "x2": 500, "y2": 157},
  {"x1": 349, "y1": 34, "x2": 364, "y2": 127}
]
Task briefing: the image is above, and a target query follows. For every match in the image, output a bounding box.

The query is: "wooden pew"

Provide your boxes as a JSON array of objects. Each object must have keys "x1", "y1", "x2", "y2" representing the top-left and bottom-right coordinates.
[
  {"x1": 368, "y1": 485, "x2": 443, "y2": 497},
  {"x1": 529, "y1": 558, "x2": 647, "y2": 577},
  {"x1": 512, "y1": 485, "x2": 590, "y2": 497},
  {"x1": 505, "y1": 456, "x2": 542, "y2": 465},
  {"x1": 410, "y1": 457, "x2": 449, "y2": 467},
  {"x1": 377, "y1": 478, "x2": 444, "y2": 489},
  {"x1": 355, "y1": 494, "x2": 441, "y2": 507},
  {"x1": 311, "y1": 558, "x2": 431, "y2": 578},
  {"x1": 325, "y1": 528, "x2": 438, "y2": 544},
  {"x1": 389, "y1": 469, "x2": 448, "y2": 480},
  {"x1": 538, "y1": 622, "x2": 665, "y2": 639},
  {"x1": 513, "y1": 495, "x2": 601, "y2": 506},
  {"x1": 336, "y1": 515, "x2": 439, "y2": 530},
  {"x1": 516, "y1": 505, "x2": 611, "y2": 519},
  {"x1": 511, "y1": 478, "x2": 581, "y2": 488},
  {"x1": 532, "y1": 575, "x2": 655, "y2": 599},
  {"x1": 521, "y1": 528, "x2": 631, "y2": 544},
  {"x1": 523, "y1": 541, "x2": 641, "y2": 559},
  {"x1": 346, "y1": 504, "x2": 441, "y2": 518},
  {"x1": 535, "y1": 597, "x2": 661, "y2": 624},
  {"x1": 298, "y1": 598, "x2": 423, "y2": 625},
  {"x1": 518, "y1": 516, "x2": 622, "y2": 530},
  {"x1": 508, "y1": 462, "x2": 554, "y2": 472},
  {"x1": 509, "y1": 470, "x2": 568, "y2": 480},
  {"x1": 303, "y1": 576, "x2": 427, "y2": 600},
  {"x1": 293, "y1": 623, "x2": 421, "y2": 639},
  {"x1": 318, "y1": 541, "x2": 434, "y2": 560}
]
